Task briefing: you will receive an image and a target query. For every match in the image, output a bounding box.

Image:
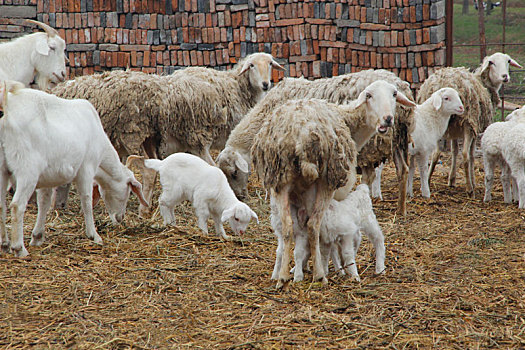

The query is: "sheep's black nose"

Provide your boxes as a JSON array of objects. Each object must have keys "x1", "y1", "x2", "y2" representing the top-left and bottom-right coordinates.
[
  {"x1": 502, "y1": 74, "x2": 509, "y2": 82},
  {"x1": 262, "y1": 82, "x2": 269, "y2": 90},
  {"x1": 385, "y1": 115, "x2": 393, "y2": 125}
]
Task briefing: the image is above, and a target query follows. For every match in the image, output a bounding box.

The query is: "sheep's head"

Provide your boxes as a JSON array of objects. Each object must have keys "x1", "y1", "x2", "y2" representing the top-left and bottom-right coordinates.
[
  {"x1": 505, "y1": 106, "x2": 525, "y2": 122},
  {"x1": 353, "y1": 80, "x2": 416, "y2": 134},
  {"x1": 431, "y1": 87, "x2": 464, "y2": 116},
  {"x1": 26, "y1": 20, "x2": 67, "y2": 91},
  {"x1": 238, "y1": 53, "x2": 285, "y2": 93},
  {"x1": 94, "y1": 167, "x2": 149, "y2": 224},
  {"x1": 221, "y1": 202, "x2": 258, "y2": 235},
  {"x1": 216, "y1": 148, "x2": 250, "y2": 199},
  {"x1": 478, "y1": 52, "x2": 522, "y2": 90}
]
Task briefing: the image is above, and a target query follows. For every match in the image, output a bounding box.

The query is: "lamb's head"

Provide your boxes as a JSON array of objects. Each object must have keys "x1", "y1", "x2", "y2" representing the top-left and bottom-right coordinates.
[
  {"x1": 353, "y1": 80, "x2": 416, "y2": 134},
  {"x1": 94, "y1": 167, "x2": 149, "y2": 224},
  {"x1": 478, "y1": 52, "x2": 522, "y2": 90},
  {"x1": 238, "y1": 53, "x2": 285, "y2": 93},
  {"x1": 26, "y1": 20, "x2": 67, "y2": 90},
  {"x1": 221, "y1": 202, "x2": 258, "y2": 235},
  {"x1": 431, "y1": 87, "x2": 464, "y2": 116},
  {"x1": 505, "y1": 106, "x2": 525, "y2": 122},
  {"x1": 216, "y1": 147, "x2": 250, "y2": 199}
]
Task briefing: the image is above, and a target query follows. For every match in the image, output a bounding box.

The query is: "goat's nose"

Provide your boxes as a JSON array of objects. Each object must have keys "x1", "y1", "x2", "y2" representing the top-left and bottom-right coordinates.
[
  {"x1": 262, "y1": 82, "x2": 269, "y2": 90},
  {"x1": 385, "y1": 115, "x2": 393, "y2": 125}
]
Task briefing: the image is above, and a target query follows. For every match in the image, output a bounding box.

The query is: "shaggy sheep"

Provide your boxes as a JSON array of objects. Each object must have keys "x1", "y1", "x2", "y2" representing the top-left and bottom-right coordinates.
[
  {"x1": 0, "y1": 81, "x2": 147, "y2": 257},
  {"x1": 52, "y1": 53, "x2": 284, "y2": 216},
  {"x1": 127, "y1": 153, "x2": 258, "y2": 239},
  {"x1": 481, "y1": 106, "x2": 525, "y2": 205},
  {"x1": 271, "y1": 184, "x2": 386, "y2": 283},
  {"x1": 251, "y1": 81, "x2": 414, "y2": 288},
  {"x1": 407, "y1": 88, "x2": 465, "y2": 198},
  {"x1": 0, "y1": 20, "x2": 67, "y2": 91},
  {"x1": 417, "y1": 52, "x2": 522, "y2": 197},
  {"x1": 217, "y1": 69, "x2": 415, "y2": 214}
]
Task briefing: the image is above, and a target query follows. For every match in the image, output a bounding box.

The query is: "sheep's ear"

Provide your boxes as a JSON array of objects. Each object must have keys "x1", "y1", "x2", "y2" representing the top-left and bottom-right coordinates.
[
  {"x1": 271, "y1": 59, "x2": 285, "y2": 71},
  {"x1": 250, "y1": 209, "x2": 259, "y2": 224},
  {"x1": 396, "y1": 90, "x2": 416, "y2": 107},
  {"x1": 92, "y1": 183, "x2": 101, "y2": 207},
  {"x1": 234, "y1": 153, "x2": 249, "y2": 173},
  {"x1": 129, "y1": 178, "x2": 149, "y2": 207},
  {"x1": 432, "y1": 93, "x2": 442, "y2": 111},
  {"x1": 35, "y1": 38, "x2": 50, "y2": 56},
  {"x1": 221, "y1": 207, "x2": 234, "y2": 222},
  {"x1": 354, "y1": 90, "x2": 369, "y2": 109},
  {"x1": 0, "y1": 83, "x2": 5, "y2": 112},
  {"x1": 238, "y1": 61, "x2": 253, "y2": 75},
  {"x1": 509, "y1": 58, "x2": 522, "y2": 68}
]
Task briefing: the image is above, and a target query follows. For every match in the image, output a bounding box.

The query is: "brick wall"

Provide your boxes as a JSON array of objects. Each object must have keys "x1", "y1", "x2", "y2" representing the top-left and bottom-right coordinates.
[{"x1": 0, "y1": 0, "x2": 446, "y2": 88}]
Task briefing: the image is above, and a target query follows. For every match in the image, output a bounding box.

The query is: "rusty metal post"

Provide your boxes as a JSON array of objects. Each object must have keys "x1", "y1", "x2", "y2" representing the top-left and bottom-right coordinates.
[
  {"x1": 446, "y1": 0, "x2": 454, "y2": 66},
  {"x1": 478, "y1": 0, "x2": 487, "y2": 61},
  {"x1": 501, "y1": 0, "x2": 507, "y2": 120}
]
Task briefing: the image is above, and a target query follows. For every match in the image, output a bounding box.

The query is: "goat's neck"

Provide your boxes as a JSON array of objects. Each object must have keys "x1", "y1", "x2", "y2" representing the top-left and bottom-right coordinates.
[
  {"x1": 0, "y1": 37, "x2": 35, "y2": 87},
  {"x1": 476, "y1": 68, "x2": 501, "y2": 108},
  {"x1": 95, "y1": 142, "x2": 126, "y2": 187}
]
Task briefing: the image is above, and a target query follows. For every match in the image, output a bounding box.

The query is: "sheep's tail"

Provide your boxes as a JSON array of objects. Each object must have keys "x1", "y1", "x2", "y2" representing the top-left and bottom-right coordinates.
[
  {"x1": 144, "y1": 159, "x2": 162, "y2": 172},
  {"x1": 300, "y1": 162, "x2": 319, "y2": 183}
]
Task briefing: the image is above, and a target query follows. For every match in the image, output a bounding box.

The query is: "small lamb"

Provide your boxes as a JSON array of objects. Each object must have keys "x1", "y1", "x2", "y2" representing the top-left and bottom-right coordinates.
[
  {"x1": 408, "y1": 87, "x2": 464, "y2": 198},
  {"x1": 127, "y1": 153, "x2": 258, "y2": 239},
  {"x1": 271, "y1": 184, "x2": 385, "y2": 283}
]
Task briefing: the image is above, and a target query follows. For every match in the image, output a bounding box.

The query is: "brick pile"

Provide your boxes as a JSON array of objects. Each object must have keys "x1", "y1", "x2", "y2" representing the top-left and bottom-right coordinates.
[{"x1": 0, "y1": 0, "x2": 446, "y2": 88}]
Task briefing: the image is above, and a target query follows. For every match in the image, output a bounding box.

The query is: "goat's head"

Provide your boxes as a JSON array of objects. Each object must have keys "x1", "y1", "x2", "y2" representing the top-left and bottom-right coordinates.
[
  {"x1": 26, "y1": 20, "x2": 67, "y2": 90},
  {"x1": 353, "y1": 80, "x2": 416, "y2": 134},
  {"x1": 431, "y1": 87, "x2": 464, "y2": 116},
  {"x1": 221, "y1": 202, "x2": 258, "y2": 235},
  {"x1": 238, "y1": 52, "x2": 285, "y2": 93},
  {"x1": 216, "y1": 147, "x2": 250, "y2": 199},
  {"x1": 478, "y1": 52, "x2": 522, "y2": 89}
]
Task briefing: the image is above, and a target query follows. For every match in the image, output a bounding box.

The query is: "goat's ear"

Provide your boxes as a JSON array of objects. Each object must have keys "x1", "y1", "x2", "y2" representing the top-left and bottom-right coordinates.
[
  {"x1": 125, "y1": 155, "x2": 145, "y2": 169},
  {"x1": 221, "y1": 207, "x2": 234, "y2": 222},
  {"x1": 510, "y1": 58, "x2": 522, "y2": 68},
  {"x1": 92, "y1": 183, "x2": 101, "y2": 207},
  {"x1": 250, "y1": 209, "x2": 259, "y2": 224},
  {"x1": 396, "y1": 90, "x2": 416, "y2": 107},
  {"x1": 432, "y1": 92, "x2": 442, "y2": 111},
  {"x1": 271, "y1": 59, "x2": 285, "y2": 71},
  {"x1": 234, "y1": 153, "x2": 249, "y2": 173},
  {"x1": 354, "y1": 90, "x2": 369, "y2": 109},
  {"x1": 35, "y1": 38, "x2": 50, "y2": 56},
  {"x1": 129, "y1": 178, "x2": 149, "y2": 207}
]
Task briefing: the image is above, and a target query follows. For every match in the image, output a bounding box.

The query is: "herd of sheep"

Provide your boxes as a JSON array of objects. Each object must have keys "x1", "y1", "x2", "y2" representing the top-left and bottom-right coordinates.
[{"x1": 0, "y1": 20, "x2": 523, "y2": 288}]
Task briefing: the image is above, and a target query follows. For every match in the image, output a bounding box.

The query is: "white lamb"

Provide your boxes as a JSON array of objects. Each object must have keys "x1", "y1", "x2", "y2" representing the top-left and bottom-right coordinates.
[
  {"x1": 0, "y1": 81, "x2": 148, "y2": 257},
  {"x1": 127, "y1": 153, "x2": 258, "y2": 239},
  {"x1": 271, "y1": 184, "x2": 385, "y2": 283},
  {"x1": 0, "y1": 20, "x2": 67, "y2": 91},
  {"x1": 407, "y1": 87, "x2": 465, "y2": 198},
  {"x1": 481, "y1": 106, "x2": 525, "y2": 205}
]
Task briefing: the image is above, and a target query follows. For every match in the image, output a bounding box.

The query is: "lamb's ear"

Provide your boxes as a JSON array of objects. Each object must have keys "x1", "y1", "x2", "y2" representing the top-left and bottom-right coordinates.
[
  {"x1": 250, "y1": 209, "x2": 259, "y2": 224},
  {"x1": 221, "y1": 207, "x2": 234, "y2": 222},
  {"x1": 432, "y1": 92, "x2": 442, "y2": 111},
  {"x1": 92, "y1": 183, "x2": 101, "y2": 207},
  {"x1": 271, "y1": 59, "x2": 285, "y2": 71},
  {"x1": 35, "y1": 38, "x2": 50, "y2": 56},
  {"x1": 234, "y1": 152, "x2": 249, "y2": 173},
  {"x1": 354, "y1": 90, "x2": 369, "y2": 109},
  {"x1": 396, "y1": 90, "x2": 416, "y2": 107},
  {"x1": 509, "y1": 58, "x2": 522, "y2": 68},
  {"x1": 129, "y1": 178, "x2": 149, "y2": 207}
]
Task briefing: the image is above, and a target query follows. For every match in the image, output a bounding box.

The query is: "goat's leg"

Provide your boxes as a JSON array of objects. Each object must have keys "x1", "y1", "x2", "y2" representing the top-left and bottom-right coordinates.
[
  {"x1": 307, "y1": 183, "x2": 331, "y2": 283},
  {"x1": 10, "y1": 179, "x2": 38, "y2": 257},
  {"x1": 201, "y1": 146, "x2": 216, "y2": 166},
  {"x1": 0, "y1": 168, "x2": 9, "y2": 253},
  {"x1": 29, "y1": 188, "x2": 53, "y2": 247},
  {"x1": 407, "y1": 155, "x2": 416, "y2": 197},
  {"x1": 483, "y1": 154, "x2": 495, "y2": 203},
  {"x1": 448, "y1": 139, "x2": 459, "y2": 187},
  {"x1": 212, "y1": 213, "x2": 230, "y2": 240},
  {"x1": 138, "y1": 166, "x2": 157, "y2": 218},
  {"x1": 274, "y1": 187, "x2": 293, "y2": 288},
  {"x1": 53, "y1": 183, "x2": 71, "y2": 210},
  {"x1": 75, "y1": 175, "x2": 103, "y2": 245}
]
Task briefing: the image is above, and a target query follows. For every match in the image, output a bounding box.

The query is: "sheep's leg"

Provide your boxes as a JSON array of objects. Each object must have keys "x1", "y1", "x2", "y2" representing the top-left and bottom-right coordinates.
[
  {"x1": 212, "y1": 213, "x2": 230, "y2": 240},
  {"x1": 428, "y1": 149, "x2": 441, "y2": 184},
  {"x1": 75, "y1": 175, "x2": 103, "y2": 245},
  {"x1": 393, "y1": 148, "x2": 409, "y2": 216},
  {"x1": 200, "y1": 146, "x2": 216, "y2": 166},
  {"x1": 319, "y1": 241, "x2": 332, "y2": 276},
  {"x1": 0, "y1": 169, "x2": 9, "y2": 253},
  {"x1": 407, "y1": 155, "x2": 416, "y2": 197},
  {"x1": 462, "y1": 132, "x2": 475, "y2": 197},
  {"x1": 508, "y1": 161, "x2": 525, "y2": 209},
  {"x1": 10, "y1": 179, "x2": 38, "y2": 257},
  {"x1": 330, "y1": 241, "x2": 345, "y2": 275},
  {"x1": 512, "y1": 174, "x2": 519, "y2": 203},
  {"x1": 195, "y1": 207, "x2": 210, "y2": 235},
  {"x1": 483, "y1": 154, "x2": 495, "y2": 203},
  {"x1": 293, "y1": 231, "x2": 309, "y2": 282},
  {"x1": 339, "y1": 233, "x2": 360, "y2": 282},
  {"x1": 448, "y1": 139, "x2": 459, "y2": 187},
  {"x1": 271, "y1": 233, "x2": 283, "y2": 280},
  {"x1": 469, "y1": 135, "x2": 477, "y2": 191},
  {"x1": 29, "y1": 188, "x2": 53, "y2": 247},
  {"x1": 501, "y1": 162, "x2": 512, "y2": 203},
  {"x1": 371, "y1": 163, "x2": 384, "y2": 200},
  {"x1": 139, "y1": 166, "x2": 157, "y2": 218},
  {"x1": 274, "y1": 187, "x2": 293, "y2": 288},
  {"x1": 53, "y1": 183, "x2": 71, "y2": 210},
  {"x1": 361, "y1": 166, "x2": 376, "y2": 193},
  {"x1": 417, "y1": 154, "x2": 431, "y2": 198},
  {"x1": 307, "y1": 183, "x2": 331, "y2": 283},
  {"x1": 363, "y1": 216, "x2": 386, "y2": 274}
]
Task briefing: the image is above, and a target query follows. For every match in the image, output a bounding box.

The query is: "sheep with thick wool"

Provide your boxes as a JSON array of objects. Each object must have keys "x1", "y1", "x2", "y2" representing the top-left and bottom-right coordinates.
[
  {"x1": 407, "y1": 88, "x2": 465, "y2": 198},
  {"x1": 127, "y1": 153, "x2": 258, "y2": 239},
  {"x1": 0, "y1": 81, "x2": 148, "y2": 257},
  {"x1": 218, "y1": 69, "x2": 415, "y2": 215},
  {"x1": 52, "y1": 53, "x2": 284, "y2": 216},
  {"x1": 251, "y1": 80, "x2": 415, "y2": 288},
  {"x1": 418, "y1": 52, "x2": 522, "y2": 197},
  {"x1": 0, "y1": 20, "x2": 67, "y2": 91}
]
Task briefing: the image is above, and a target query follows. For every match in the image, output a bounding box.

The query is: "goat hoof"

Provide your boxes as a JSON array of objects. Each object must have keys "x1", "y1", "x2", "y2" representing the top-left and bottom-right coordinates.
[{"x1": 92, "y1": 235, "x2": 103, "y2": 245}]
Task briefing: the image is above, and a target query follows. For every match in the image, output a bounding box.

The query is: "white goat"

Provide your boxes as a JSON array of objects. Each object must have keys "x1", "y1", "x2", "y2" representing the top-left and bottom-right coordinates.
[
  {"x1": 127, "y1": 153, "x2": 258, "y2": 239},
  {"x1": 407, "y1": 88, "x2": 464, "y2": 198},
  {"x1": 0, "y1": 81, "x2": 148, "y2": 257},
  {"x1": 0, "y1": 20, "x2": 67, "y2": 91},
  {"x1": 271, "y1": 184, "x2": 385, "y2": 283}
]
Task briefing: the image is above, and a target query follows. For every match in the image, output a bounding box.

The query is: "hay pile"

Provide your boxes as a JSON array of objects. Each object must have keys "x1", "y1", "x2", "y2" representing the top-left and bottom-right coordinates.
[{"x1": 1, "y1": 155, "x2": 524, "y2": 349}]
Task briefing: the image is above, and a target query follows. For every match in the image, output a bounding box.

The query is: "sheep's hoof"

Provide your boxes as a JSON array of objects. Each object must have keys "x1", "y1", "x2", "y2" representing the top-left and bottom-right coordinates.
[
  {"x1": 1, "y1": 242, "x2": 10, "y2": 253},
  {"x1": 12, "y1": 245, "x2": 29, "y2": 258},
  {"x1": 92, "y1": 235, "x2": 103, "y2": 245},
  {"x1": 221, "y1": 234, "x2": 232, "y2": 241},
  {"x1": 275, "y1": 278, "x2": 290, "y2": 289}
]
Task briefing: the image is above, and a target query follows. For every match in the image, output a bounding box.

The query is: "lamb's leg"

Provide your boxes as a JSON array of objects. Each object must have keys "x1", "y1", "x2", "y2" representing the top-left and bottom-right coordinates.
[
  {"x1": 53, "y1": 183, "x2": 71, "y2": 210},
  {"x1": 330, "y1": 241, "x2": 345, "y2": 275},
  {"x1": 293, "y1": 230, "x2": 309, "y2": 282},
  {"x1": 361, "y1": 166, "x2": 376, "y2": 193},
  {"x1": 10, "y1": 179, "x2": 38, "y2": 257},
  {"x1": 363, "y1": 215, "x2": 386, "y2": 275},
  {"x1": 29, "y1": 188, "x2": 53, "y2": 247},
  {"x1": 271, "y1": 233, "x2": 283, "y2": 280},
  {"x1": 417, "y1": 154, "x2": 431, "y2": 198},
  {"x1": 0, "y1": 169, "x2": 9, "y2": 253},
  {"x1": 212, "y1": 213, "x2": 230, "y2": 240},
  {"x1": 339, "y1": 232, "x2": 360, "y2": 282},
  {"x1": 274, "y1": 187, "x2": 293, "y2": 288},
  {"x1": 371, "y1": 163, "x2": 384, "y2": 200},
  {"x1": 407, "y1": 155, "x2": 416, "y2": 197},
  {"x1": 393, "y1": 148, "x2": 409, "y2": 216},
  {"x1": 483, "y1": 154, "x2": 495, "y2": 203},
  {"x1": 428, "y1": 149, "x2": 441, "y2": 184},
  {"x1": 75, "y1": 175, "x2": 103, "y2": 245},
  {"x1": 200, "y1": 146, "x2": 216, "y2": 166},
  {"x1": 158, "y1": 189, "x2": 180, "y2": 226},
  {"x1": 319, "y1": 241, "x2": 332, "y2": 277},
  {"x1": 509, "y1": 161, "x2": 525, "y2": 209},
  {"x1": 195, "y1": 207, "x2": 210, "y2": 235},
  {"x1": 501, "y1": 162, "x2": 512, "y2": 203},
  {"x1": 462, "y1": 132, "x2": 475, "y2": 197},
  {"x1": 512, "y1": 174, "x2": 519, "y2": 203},
  {"x1": 448, "y1": 139, "x2": 459, "y2": 187},
  {"x1": 307, "y1": 182, "x2": 331, "y2": 283}
]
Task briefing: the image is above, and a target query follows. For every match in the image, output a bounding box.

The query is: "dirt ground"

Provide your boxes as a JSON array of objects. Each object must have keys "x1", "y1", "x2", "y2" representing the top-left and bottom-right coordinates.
[{"x1": 1, "y1": 154, "x2": 524, "y2": 349}]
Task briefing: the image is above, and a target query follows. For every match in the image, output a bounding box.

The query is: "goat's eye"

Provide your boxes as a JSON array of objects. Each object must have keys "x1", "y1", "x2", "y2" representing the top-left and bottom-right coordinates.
[
  {"x1": 444, "y1": 97, "x2": 449, "y2": 101},
  {"x1": 393, "y1": 91, "x2": 398, "y2": 97},
  {"x1": 366, "y1": 92, "x2": 372, "y2": 99},
  {"x1": 250, "y1": 63, "x2": 254, "y2": 68},
  {"x1": 234, "y1": 217, "x2": 240, "y2": 222},
  {"x1": 489, "y1": 60, "x2": 494, "y2": 66}
]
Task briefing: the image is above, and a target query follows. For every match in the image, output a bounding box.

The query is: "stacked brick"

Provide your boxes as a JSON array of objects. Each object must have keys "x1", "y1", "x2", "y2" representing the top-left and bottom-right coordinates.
[{"x1": 0, "y1": 0, "x2": 446, "y2": 88}]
